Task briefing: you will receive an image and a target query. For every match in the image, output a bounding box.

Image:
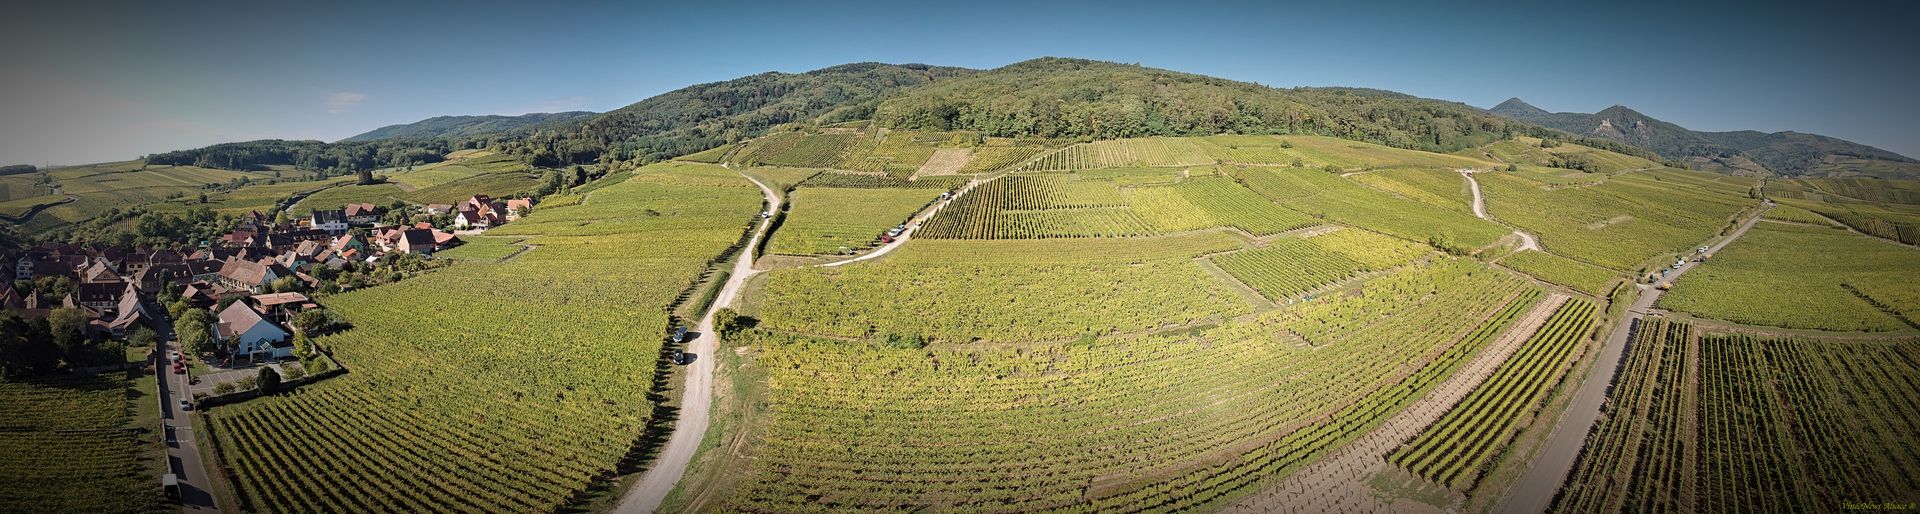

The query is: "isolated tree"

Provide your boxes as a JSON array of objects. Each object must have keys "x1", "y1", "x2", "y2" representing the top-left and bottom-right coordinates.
[
  {"x1": 0, "y1": 312, "x2": 58, "y2": 379},
  {"x1": 46, "y1": 308, "x2": 91, "y2": 363},
  {"x1": 129, "y1": 326, "x2": 159, "y2": 347},
  {"x1": 292, "y1": 309, "x2": 331, "y2": 336},
  {"x1": 174, "y1": 309, "x2": 217, "y2": 355},
  {"x1": 257, "y1": 366, "x2": 282, "y2": 394},
  {"x1": 292, "y1": 333, "x2": 315, "y2": 360}
]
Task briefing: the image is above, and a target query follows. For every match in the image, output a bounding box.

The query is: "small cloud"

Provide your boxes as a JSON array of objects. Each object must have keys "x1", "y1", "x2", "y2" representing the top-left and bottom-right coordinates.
[{"x1": 325, "y1": 92, "x2": 369, "y2": 114}]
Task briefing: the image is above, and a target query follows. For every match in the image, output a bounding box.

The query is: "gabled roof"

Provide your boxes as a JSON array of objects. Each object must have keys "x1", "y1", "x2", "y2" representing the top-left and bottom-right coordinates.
[
  {"x1": 217, "y1": 258, "x2": 274, "y2": 287},
  {"x1": 398, "y1": 229, "x2": 436, "y2": 248},
  {"x1": 345, "y1": 203, "x2": 380, "y2": 217},
  {"x1": 216, "y1": 301, "x2": 283, "y2": 339},
  {"x1": 311, "y1": 209, "x2": 348, "y2": 225},
  {"x1": 74, "y1": 282, "x2": 123, "y2": 304}
]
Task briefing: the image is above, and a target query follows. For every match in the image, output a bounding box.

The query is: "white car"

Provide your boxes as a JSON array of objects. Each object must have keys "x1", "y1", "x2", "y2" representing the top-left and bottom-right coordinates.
[{"x1": 179, "y1": 398, "x2": 193, "y2": 411}]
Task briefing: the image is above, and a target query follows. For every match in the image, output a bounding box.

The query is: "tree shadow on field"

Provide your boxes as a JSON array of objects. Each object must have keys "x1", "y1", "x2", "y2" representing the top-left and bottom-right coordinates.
[{"x1": 557, "y1": 335, "x2": 684, "y2": 513}]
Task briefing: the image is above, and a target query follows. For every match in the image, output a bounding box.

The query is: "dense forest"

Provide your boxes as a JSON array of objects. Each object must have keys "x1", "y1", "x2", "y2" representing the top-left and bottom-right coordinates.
[
  {"x1": 870, "y1": 58, "x2": 1625, "y2": 156},
  {"x1": 143, "y1": 139, "x2": 464, "y2": 174},
  {"x1": 341, "y1": 112, "x2": 596, "y2": 143}
]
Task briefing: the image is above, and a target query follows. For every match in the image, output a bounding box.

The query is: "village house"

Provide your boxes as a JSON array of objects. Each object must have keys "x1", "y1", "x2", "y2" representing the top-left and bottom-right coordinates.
[
  {"x1": 423, "y1": 203, "x2": 453, "y2": 215},
  {"x1": 344, "y1": 203, "x2": 382, "y2": 225},
  {"x1": 505, "y1": 198, "x2": 534, "y2": 221},
  {"x1": 213, "y1": 301, "x2": 292, "y2": 361},
  {"x1": 394, "y1": 229, "x2": 438, "y2": 255},
  {"x1": 71, "y1": 282, "x2": 126, "y2": 315},
  {"x1": 215, "y1": 258, "x2": 279, "y2": 293},
  {"x1": 309, "y1": 209, "x2": 350, "y2": 235}
]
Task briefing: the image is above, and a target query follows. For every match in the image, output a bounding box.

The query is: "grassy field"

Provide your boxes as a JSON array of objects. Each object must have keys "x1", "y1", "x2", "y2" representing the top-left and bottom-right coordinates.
[
  {"x1": 754, "y1": 235, "x2": 1253, "y2": 343},
  {"x1": 1479, "y1": 169, "x2": 1754, "y2": 271},
  {"x1": 1659, "y1": 221, "x2": 1920, "y2": 331},
  {"x1": 201, "y1": 161, "x2": 765, "y2": 514},
  {"x1": 0, "y1": 371, "x2": 165, "y2": 514},
  {"x1": 768, "y1": 187, "x2": 941, "y2": 255},
  {"x1": 1485, "y1": 136, "x2": 1660, "y2": 174},
  {"x1": 1554, "y1": 320, "x2": 1920, "y2": 512},
  {"x1": 11, "y1": 161, "x2": 265, "y2": 232},
  {"x1": 1236, "y1": 166, "x2": 1508, "y2": 254},
  {"x1": 724, "y1": 258, "x2": 1532, "y2": 511}
]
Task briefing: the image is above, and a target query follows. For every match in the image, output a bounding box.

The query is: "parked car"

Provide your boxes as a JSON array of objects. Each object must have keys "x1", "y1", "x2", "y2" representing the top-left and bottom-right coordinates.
[{"x1": 178, "y1": 398, "x2": 192, "y2": 411}]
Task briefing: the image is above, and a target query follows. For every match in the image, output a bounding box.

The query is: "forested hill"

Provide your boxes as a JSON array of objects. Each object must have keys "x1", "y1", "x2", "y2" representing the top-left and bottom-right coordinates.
[
  {"x1": 545, "y1": 62, "x2": 974, "y2": 163},
  {"x1": 341, "y1": 112, "x2": 596, "y2": 142},
  {"x1": 1490, "y1": 98, "x2": 1919, "y2": 178},
  {"x1": 869, "y1": 58, "x2": 1590, "y2": 155}
]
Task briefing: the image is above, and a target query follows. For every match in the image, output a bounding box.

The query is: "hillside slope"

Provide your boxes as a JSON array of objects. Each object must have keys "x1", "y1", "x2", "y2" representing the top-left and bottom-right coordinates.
[
  {"x1": 874, "y1": 58, "x2": 1564, "y2": 155},
  {"x1": 342, "y1": 112, "x2": 596, "y2": 142},
  {"x1": 1489, "y1": 98, "x2": 1918, "y2": 177}
]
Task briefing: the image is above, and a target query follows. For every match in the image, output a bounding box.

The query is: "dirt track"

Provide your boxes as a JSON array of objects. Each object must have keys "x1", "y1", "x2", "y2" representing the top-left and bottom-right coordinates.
[{"x1": 1229, "y1": 293, "x2": 1569, "y2": 513}]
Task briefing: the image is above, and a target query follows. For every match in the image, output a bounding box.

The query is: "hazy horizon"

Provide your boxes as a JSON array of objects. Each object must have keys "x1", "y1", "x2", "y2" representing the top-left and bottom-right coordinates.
[{"x1": 4, "y1": 0, "x2": 1916, "y2": 166}]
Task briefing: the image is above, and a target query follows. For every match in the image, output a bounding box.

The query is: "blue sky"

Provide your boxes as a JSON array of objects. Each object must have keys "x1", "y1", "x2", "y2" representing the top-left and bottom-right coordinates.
[{"x1": 3, "y1": 0, "x2": 1915, "y2": 165}]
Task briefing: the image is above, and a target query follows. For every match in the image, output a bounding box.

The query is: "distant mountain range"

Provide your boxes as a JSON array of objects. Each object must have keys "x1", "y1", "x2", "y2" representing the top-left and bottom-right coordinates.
[
  {"x1": 1489, "y1": 98, "x2": 1919, "y2": 178},
  {"x1": 341, "y1": 111, "x2": 597, "y2": 142}
]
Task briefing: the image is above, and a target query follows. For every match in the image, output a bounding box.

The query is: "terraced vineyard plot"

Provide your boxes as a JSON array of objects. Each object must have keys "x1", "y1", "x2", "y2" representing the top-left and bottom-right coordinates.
[
  {"x1": 1660, "y1": 222, "x2": 1920, "y2": 331},
  {"x1": 796, "y1": 171, "x2": 963, "y2": 189},
  {"x1": 1211, "y1": 229, "x2": 1427, "y2": 301},
  {"x1": 1486, "y1": 137, "x2": 1660, "y2": 174},
  {"x1": 1237, "y1": 167, "x2": 1508, "y2": 254},
  {"x1": 755, "y1": 244, "x2": 1250, "y2": 343},
  {"x1": 1021, "y1": 137, "x2": 1216, "y2": 171},
  {"x1": 735, "y1": 131, "x2": 863, "y2": 168},
  {"x1": 1500, "y1": 250, "x2": 1619, "y2": 295},
  {"x1": 1350, "y1": 167, "x2": 1474, "y2": 214},
  {"x1": 0, "y1": 375, "x2": 161, "y2": 514},
  {"x1": 204, "y1": 162, "x2": 765, "y2": 514},
  {"x1": 958, "y1": 146, "x2": 1043, "y2": 173},
  {"x1": 919, "y1": 175, "x2": 1155, "y2": 239},
  {"x1": 1479, "y1": 170, "x2": 1753, "y2": 270},
  {"x1": 676, "y1": 143, "x2": 737, "y2": 163},
  {"x1": 1761, "y1": 203, "x2": 1837, "y2": 225},
  {"x1": 1553, "y1": 323, "x2": 1920, "y2": 513},
  {"x1": 434, "y1": 236, "x2": 527, "y2": 261},
  {"x1": 728, "y1": 259, "x2": 1529, "y2": 512},
  {"x1": 1390, "y1": 298, "x2": 1597, "y2": 490},
  {"x1": 838, "y1": 131, "x2": 937, "y2": 174},
  {"x1": 1210, "y1": 135, "x2": 1492, "y2": 170},
  {"x1": 769, "y1": 187, "x2": 941, "y2": 255},
  {"x1": 1173, "y1": 178, "x2": 1315, "y2": 235},
  {"x1": 384, "y1": 152, "x2": 531, "y2": 190}
]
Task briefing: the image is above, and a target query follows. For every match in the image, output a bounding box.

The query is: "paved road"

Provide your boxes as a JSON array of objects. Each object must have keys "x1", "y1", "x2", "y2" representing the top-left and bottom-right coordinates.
[
  {"x1": 1462, "y1": 170, "x2": 1540, "y2": 251},
  {"x1": 615, "y1": 171, "x2": 781, "y2": 514},
  {"x1": 159, "y1": 333, "x2": 222, "y2": 513},
  {"x1": 1496, "y1": 205, "x2": 1768, "y2": 514}
]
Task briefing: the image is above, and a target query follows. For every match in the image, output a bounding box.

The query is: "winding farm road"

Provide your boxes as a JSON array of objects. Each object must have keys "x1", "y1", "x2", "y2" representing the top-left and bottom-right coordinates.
[
  {"x1": 818, "y1": 176, "x2": 981, "y2": 268},
  {"x1": 1496, "y1": 204, "x2": 1769, "y2": 514},
  {"x1": 1462, "y1": 170, "x2": 1540, "y2": 251},
  {"x1": 614, "y1": 171, "x2": 781, "y2": 514}
]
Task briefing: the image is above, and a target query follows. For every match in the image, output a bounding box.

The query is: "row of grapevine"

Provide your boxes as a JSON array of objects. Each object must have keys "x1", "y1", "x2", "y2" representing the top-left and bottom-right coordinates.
[
  {"x1": 1389, "y1": 298, "x2": 1597, "y2": 490},
  {"x1": 1211, "y1": 229, "x2": 1430, "y2": 301},
  {"x1": 1553, "y1": 324, "x2": 1920, "y2": 513},
  {"x1": 0, "y1": 374, "x2": 160, "y2": 514},
  {"x1": 728, "y1": 259, "x2": 1532, "y2": 512},
  {"x1": 203, "y1": 163, "x2": 769, "y2": 514},
  {"x1": 796, "y1": 171, "x2": 964, "y2": 189},
  {"x1": 1499, "y1": 250, "x2": 1620, "y2": 295}
]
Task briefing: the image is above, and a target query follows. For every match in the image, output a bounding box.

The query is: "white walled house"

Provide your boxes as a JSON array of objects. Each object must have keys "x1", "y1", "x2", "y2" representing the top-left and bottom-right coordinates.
[{"x1": 214, "y1": 302, "x2": 292, "y2": 360}]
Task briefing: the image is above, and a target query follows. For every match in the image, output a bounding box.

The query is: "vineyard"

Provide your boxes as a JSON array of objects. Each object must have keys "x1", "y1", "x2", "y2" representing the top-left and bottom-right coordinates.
[
  {"x1": 1349, "y1": 167, "x2": 1475, "y2": 214},
  {"x1": 1660, "y1": 221, "x2": 1920, "y2": 331},
  {"x1": 725, "y1": 259, "x2": 1533, "y2": 512},
  {"x1": 202, "y1": 162, "x2": 766, "y2": 513},
  {"x1": 1478, "y1": 170, "x2": 1754, "y2": 270},
  {"x1": 1499, "y1": 250, "x2": 1619, "y2": 295},
  {"x1": 0, "y1": 374, "x2": 161, "y2": 514},
  {"x1": 753, "y1": 241, "x2": 1253, "y2": 343},
  {"x1": 796, "y1": 170, "x2": 965, "y2": 189},
  {"x1": 733, "y1": 131, "x2": 863, "y2": 168},
  {"x1": 768, "y1": 187, "x2": 942, "y2": 255},
  {"x1": 1389, "y1": 298, "x2": 1597, "y2": 490},
  {"x1": 919, "y1": 173, "x2": 1315, "y2": 240},
  {"x1": 1210, "y1": 229, "x2": 1429, "y2": 301},
  {"x1": 1235, "y1": 167, "x2": 1509, "y2": 254},
  {"x1": 1020, "y1": 138, "x2": 1216, "y2": 171},
  {"x1": 1553, "y1": 321, "x2": 1920, "y2": 512},
  {"x1": 1485, "y1": 137, "x2": 1661, "y2": 174}
]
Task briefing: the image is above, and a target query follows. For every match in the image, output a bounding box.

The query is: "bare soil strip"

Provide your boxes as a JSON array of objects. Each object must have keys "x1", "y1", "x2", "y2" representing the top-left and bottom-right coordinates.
[{"x1": 913, "y1": 148, "x2": 972, "y2": 178}]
